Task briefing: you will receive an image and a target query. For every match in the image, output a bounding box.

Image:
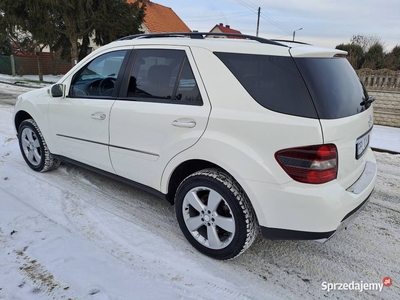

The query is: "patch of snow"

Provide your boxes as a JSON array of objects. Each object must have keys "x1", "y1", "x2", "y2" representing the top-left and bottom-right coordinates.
[
  {"x1": 0, "y1": 74, "x2": 62, "y2": 88},
  {"x1": 22, "y1": 75, "x2": 63, "y2": 83},
  {"x1": 371, "y1": 125, "x2": 400, "y2": 153}
]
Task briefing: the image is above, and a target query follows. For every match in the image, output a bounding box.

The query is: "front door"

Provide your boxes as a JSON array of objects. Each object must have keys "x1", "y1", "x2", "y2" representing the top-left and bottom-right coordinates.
[{"x1": 48, "y1": 49, "x2": 130, "y2": 173}]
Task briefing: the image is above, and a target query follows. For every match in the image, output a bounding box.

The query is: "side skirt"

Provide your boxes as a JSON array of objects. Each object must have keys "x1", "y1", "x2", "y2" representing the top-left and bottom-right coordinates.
[{"x1": 54, "y1": 155, "x2": 172, "y2": 204}]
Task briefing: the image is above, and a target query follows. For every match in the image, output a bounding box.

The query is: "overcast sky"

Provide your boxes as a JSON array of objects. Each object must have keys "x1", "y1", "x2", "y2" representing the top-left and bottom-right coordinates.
[{"x1": 153, "y1": 0, "x2": 399, "y2": 52}]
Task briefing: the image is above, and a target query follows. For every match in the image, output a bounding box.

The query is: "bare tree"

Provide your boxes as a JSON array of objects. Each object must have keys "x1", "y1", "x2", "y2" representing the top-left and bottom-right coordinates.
[{"x1": 350, "y1": 34, "x2": 385, "y2": 52}]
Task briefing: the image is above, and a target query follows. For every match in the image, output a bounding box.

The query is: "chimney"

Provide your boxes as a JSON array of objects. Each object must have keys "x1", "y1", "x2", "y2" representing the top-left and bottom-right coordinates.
[
  {"x1": 219, "y1": 23, "x2": 223, "y2": 26},
  {"x1": 226, "y1": 25, "x2": 230, "y2": 28}
]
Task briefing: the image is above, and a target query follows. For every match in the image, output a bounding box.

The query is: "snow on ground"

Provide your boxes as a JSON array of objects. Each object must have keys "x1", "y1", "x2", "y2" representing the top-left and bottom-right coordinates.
[
  {"x1": 0, "y1": 84, "x2": 400, "y2": 299},
  {"x1": 370, "y1": 125, "x2": 400, "y2": 154},
  {"x1": 0, "y1": 74, "x2": 62, "y2": 88}
]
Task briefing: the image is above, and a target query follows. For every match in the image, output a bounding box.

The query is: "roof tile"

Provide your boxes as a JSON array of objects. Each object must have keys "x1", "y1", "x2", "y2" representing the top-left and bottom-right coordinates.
[{"x1": 128, "y1": 0, "x2": 191, "y2": 33}]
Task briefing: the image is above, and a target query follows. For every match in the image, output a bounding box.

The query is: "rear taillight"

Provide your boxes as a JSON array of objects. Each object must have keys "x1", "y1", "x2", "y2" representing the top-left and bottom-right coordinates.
[{"x1": 275, "y1": 144, "x2": 338, "y2": 184}]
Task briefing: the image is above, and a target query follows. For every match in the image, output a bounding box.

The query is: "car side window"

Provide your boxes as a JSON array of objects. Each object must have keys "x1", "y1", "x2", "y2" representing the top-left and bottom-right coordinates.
[
  {"x1": 125, "y1": 49, "x2": 202, "y2": 104},
  {"x1": 70, "y1": 50, "x2": 127, "y2": 98}
]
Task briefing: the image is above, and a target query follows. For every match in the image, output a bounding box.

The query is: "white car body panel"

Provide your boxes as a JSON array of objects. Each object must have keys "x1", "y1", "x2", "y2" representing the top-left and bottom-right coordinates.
[
  {"x1": 320, "y1": 109, "x2": 374, "y2": 189},
  {"x1": 110, "y1": 101, "x2": 211, "y2": 189},
  {"x1": 48, "y1": 98, "x2": 116, "y2": 173},
  {"x1": 14, "y1": 88, "x2": 55, "y2": 151}
]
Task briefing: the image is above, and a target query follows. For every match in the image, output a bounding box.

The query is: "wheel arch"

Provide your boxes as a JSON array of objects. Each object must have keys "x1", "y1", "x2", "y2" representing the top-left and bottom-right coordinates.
[
  {"x1": 166, "y1": 159, "x2": 221, "y2": 204},
  {"x1": 14, "y1": 110, "x2": 33, "y2": 133},
  {"x1": 164, "y1": 158, "x2": 255, "y2": 211},
  {"x1": 163, "y1": 153, "x2": 267, "y2": 227}
]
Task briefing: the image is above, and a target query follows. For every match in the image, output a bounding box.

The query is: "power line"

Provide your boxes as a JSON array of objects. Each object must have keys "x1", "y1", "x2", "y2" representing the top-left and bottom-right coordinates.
[
  {"x1": 260, "y1": 14, "x2": 291, "y2": 34},
  {"x1": 234, "y1": 0, "x2": 257, "y2": 11},
  {"x1": 273, "y1": 34, "x2": 292, "y2": 39},
  {"x1": 184, "y1": 11, "x2": 254, "y2": 21},
  {"x1": 232, "y1": 0, "x2": 292, "y2": 35}
]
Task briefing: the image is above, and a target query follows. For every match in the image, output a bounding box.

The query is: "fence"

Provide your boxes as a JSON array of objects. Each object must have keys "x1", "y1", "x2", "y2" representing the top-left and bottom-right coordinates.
[
  {"x1": 0, "y1": 53, "x2": 71, "y2": 76},
  {"x1": 356, "y1": 70, "x2": 400, "y2": 128},
  {"x1": 357, "y1": 69, "x2": 400, "y2": 91},
  {"x1": 0, "y1": 55, "x2": 13, "y2": 75}
]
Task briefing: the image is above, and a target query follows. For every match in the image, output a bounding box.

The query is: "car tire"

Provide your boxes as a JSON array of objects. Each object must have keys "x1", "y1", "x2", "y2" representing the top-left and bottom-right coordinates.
[
  {"x1": 18, "y1": 119, "x2": 61, "y2": 172},
  {"x1": 175, "y1": 168, "x2": 259, "y2": 260}
]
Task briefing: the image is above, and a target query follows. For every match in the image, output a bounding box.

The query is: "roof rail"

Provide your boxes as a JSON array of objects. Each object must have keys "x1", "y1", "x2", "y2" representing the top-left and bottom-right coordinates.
[
  {"x1": 271, "y1": 39, "x2": 311, "y2": 45},
  {"x1": 116, "y1": 32, "x2": 287, "y2": 47}
]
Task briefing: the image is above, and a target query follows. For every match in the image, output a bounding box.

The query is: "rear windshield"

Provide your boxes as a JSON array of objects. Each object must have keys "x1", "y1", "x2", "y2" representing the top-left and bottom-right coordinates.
[
  {"x1": 294, "y1": 57, "x2": 369, "y2": 119},
  {"x1": 214, "y1": 52, "x2": 318, "y2": 118}
]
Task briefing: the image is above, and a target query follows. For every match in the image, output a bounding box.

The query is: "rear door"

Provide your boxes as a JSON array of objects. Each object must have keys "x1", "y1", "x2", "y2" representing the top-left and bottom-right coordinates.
[{"x1": 109, "y1": 46, "x2": 211, "y2": 190}]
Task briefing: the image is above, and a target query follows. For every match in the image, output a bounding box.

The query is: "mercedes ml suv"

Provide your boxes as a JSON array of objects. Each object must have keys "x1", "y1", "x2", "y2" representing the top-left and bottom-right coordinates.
[{"x1": 14, "y1": 33, "x2": 376, "y2": 260}]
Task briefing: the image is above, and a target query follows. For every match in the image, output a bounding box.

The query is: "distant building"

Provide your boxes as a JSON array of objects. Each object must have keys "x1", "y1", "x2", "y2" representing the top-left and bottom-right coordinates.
[
  {"x1": 128, "y1": 0, "x2": 191, "y2": 33},
  {"x1": 208, "y1": 23, "x2": 243, "y2": 38}
]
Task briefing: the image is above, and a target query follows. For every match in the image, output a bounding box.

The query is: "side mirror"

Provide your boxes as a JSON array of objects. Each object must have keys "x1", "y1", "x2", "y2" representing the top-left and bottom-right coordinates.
[{"x1": 50, "y1": 84, "x2": 64, "y2": 98}]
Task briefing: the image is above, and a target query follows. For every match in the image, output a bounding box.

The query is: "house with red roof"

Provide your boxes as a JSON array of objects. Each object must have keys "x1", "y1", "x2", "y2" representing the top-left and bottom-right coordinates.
[
  {"x1": 128, "y1": 0, "x2": 191, "y2": 33},
  {"x1": 208, "y1": 23, "x2": 243, "y2": 38}
]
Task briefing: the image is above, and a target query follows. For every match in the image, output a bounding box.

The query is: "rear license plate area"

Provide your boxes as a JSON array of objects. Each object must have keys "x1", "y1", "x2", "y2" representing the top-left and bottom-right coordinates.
[{"x1": 356, "y1": 130, "x2": 371, "y2": 159}]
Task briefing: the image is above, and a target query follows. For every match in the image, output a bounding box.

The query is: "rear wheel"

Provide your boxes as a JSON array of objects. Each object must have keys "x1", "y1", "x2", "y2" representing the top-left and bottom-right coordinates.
[
  {"x1": 18, "y1": 119, "x2": 61, "y2": 172},
  {"x1": 175, "y1": 168, "x2": 258, "y2": 260}
]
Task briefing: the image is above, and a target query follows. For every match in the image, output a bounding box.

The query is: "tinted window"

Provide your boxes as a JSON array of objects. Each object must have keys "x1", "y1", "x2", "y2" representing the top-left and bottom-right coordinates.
[
  {"x1": 215, "y1": 52, "x2": 318, "y2": 118},
  {"x1": 125, "y1": 49, "x2": 202, "y2": 104},
  {"x1": 175, "y1": 58, "x2": 202, "y2": 102},
  {"x1": 294, "y1": 58, "x2": 369, "y2": 119},
  {"x1": 70, "y1": 51, "x2": 127, "y2": 97}
]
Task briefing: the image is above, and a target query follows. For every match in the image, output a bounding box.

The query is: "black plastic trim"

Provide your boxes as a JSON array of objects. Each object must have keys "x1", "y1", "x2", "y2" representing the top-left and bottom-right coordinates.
[
  {"x1": 260, "y1": 227, "x2": 335, "y2": 240},
  {"x1": 341, "y1": 192, "x2": 372, "y2": 222},
  {"x1": 272, "y1": 39, "x2": 311, "y2": 45},
  {"x1": 54, "y1": 155, "x2": 171, "y2": 204}
]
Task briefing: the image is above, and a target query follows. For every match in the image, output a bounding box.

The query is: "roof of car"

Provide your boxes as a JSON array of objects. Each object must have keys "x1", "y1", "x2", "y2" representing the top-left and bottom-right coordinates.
[{"x1": 109, "y1": 32, "x2": 347, "y2": 58}]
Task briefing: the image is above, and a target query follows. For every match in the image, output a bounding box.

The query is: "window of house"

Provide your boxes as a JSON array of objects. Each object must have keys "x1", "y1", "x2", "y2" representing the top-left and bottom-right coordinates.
[
  {"x1": 70, "y1": 50, "x2": 127, "y2": 97},
  {"x1": 125, "y1": 49, "x2": 202, "y2": 104}
]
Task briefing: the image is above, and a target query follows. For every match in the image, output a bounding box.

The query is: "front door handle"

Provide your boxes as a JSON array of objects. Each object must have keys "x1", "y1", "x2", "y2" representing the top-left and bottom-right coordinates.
[
  {"x1": 91, "y1": 112, "x2": 106, "y2": 120},
  {"x1": 172, "y1": 118, "x2": 196, "y2": 128}
]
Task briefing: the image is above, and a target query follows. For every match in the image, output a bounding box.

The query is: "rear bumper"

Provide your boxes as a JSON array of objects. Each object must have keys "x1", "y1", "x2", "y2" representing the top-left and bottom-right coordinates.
[
  {"x1": 260, "y1": 191, "x2": 372, "y2": 240},
  {"x1": 240, "y1": 149, "x2": 377, "y2": 240}
]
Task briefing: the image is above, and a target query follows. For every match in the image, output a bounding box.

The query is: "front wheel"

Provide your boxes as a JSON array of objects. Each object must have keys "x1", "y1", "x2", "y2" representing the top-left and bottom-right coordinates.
[
  {"x1": 175, "y1": 169, "x2": 259, "y2": 260},
  {"x1": 18, "y1": 119, "x2": 61, "y2": 172}
]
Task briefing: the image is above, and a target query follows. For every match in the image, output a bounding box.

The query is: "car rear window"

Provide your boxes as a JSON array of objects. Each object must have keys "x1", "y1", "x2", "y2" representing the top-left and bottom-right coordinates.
[
  {"x1": 214, "y1": 52, "x2": 318, "y2": 118},
  {"x1": 294, "y1": 57, "x2": 369, "y2": 119},
  {"x1": 294, "y1": 58, "x2": 368, "y2": 119}
]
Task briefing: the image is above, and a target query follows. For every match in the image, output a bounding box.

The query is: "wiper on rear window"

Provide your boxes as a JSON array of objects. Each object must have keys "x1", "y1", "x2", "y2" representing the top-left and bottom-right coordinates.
[{"x1": 360, "y1": 97, "x2": 375, "y2": 106}]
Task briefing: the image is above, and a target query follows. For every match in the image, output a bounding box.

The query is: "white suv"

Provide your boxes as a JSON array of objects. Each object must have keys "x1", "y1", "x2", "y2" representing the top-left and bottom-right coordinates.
[{"x1": 14, "y1": 33, "x2": 377, "y2": 260}]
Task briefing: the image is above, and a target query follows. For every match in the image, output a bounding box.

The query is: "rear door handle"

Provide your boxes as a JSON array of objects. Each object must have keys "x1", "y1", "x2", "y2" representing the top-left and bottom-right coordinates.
[
  {"x1": 172, "y1": 118, "x2": 196, "y2": 128},
  {"x1": 91, "y1": 112, "x2": 106, "y2": 120}
]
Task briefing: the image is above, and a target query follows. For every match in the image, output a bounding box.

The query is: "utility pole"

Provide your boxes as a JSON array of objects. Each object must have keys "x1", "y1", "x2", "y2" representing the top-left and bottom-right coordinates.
[{"x1": 256, "y1": 7, "x2": 260, "y2": 37}]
